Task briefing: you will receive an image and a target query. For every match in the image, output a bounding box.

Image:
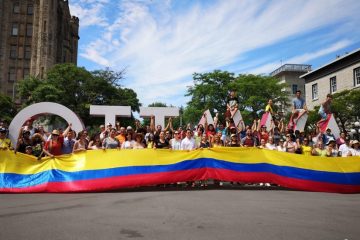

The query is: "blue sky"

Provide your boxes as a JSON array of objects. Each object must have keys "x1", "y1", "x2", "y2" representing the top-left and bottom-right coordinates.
[{"x1": 69, "y1": 0, "x2": 360, "y2": 108}]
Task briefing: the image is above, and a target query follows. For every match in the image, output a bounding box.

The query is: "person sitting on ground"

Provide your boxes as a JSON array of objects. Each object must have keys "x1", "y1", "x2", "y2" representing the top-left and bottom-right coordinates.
[
  {"x1": 0, "y1": 127, "x2": 13, "y2": 150},
  {"x1": 73, "y1": 130, "x2": 89, "y2": 153},
  {"x1": 317, "y1": 94, "x2": 333, "y2": 127}
]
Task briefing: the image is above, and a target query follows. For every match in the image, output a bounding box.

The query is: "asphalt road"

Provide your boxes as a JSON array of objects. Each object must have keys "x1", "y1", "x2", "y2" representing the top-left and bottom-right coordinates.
[{"x1": 0, "y1": 186, "x2": 359, "y2": 240}]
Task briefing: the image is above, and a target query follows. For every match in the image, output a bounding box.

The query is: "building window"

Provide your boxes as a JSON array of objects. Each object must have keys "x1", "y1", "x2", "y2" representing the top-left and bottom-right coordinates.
[
  {"x1": 13, "y1": 3, "x2": 20, "y2": 14},
  {"x1": 292, "y1": 84, "x2": 298, "y2": 94},
  {"x1": 330, "y1": 77, "x2": 337, "y2": 93},
  {"x1": 26, "y1": 24, "x2": 33, "y2": 37},
  {"x1": 10, "y1": 45, "x2": 17, "y2": 58},
  {"x1": 27, "y1": 4, "x2": 33, "y2": 15},
  {"x1": 25, "y1": 46, "x2": 31, "y2": 59},
  {"x1": 312, "y1": 83, "x2": 318, "y2": 100},
  {"x1": 23, "y1": 68, "x2": 30, "y2": 78},
  {"x1": 11, "y1": 23, "x2": 19, "y2": 36},
  {"x1": 355, "y1": 67, "x2": 360, "y2": 86},
  {"x1": 8, "y1": 68, "x2": 16, "y2": 82}
]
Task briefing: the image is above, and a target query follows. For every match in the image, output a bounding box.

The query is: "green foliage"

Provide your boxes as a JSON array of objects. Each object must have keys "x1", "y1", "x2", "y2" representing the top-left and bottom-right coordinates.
[
  {"x1": 183, "y1": 70, "x2": 289, "y2": 125},
  {"x1": 331, "y1": 89, "x2": 360, "y2": 132},
  {"x1": 0, "y1": 93, "x2": 16, "y2": 123},
  {"x1": 184, "y1": 70, "x2": 235, "y2": 124},
  {"x1": 148, "y1": 102, "x2": 168, "y2": 107},
  {"x1": 16, "y1": 64, "x2": 140, "y2": 128},
  {"x1": 306, "y1": 89, "x2": 360, "y2": 133},
  {"x1": 231, "y1": 74, "x2": 289, "y2": 117}
]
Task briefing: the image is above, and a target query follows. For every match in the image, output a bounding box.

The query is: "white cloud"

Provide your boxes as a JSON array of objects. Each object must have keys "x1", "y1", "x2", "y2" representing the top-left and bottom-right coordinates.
[
  {"x1": 76, "y1": 0, "x2": 360, "y2": 106},
  {"x1": 69, "y1": 1, "x2": 109, "y2": 27}
]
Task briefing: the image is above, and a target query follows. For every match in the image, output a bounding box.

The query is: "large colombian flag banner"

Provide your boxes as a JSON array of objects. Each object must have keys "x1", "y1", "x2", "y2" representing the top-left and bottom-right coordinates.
[{"x1": 1, "y1": 148, "x2": 360, "y2": 193}]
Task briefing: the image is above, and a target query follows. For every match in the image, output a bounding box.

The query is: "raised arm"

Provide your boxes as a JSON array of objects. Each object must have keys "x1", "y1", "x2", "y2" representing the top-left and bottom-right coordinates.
[
  {"x1": 62, "y1": 123, "x2": 72, "y2": 137},
  {"x1": 150, "y1": 115, "x2": 155, "y2": 133}
]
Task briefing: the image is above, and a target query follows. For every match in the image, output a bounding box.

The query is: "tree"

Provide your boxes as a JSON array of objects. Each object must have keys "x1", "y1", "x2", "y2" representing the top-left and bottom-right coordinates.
[
  {"x1": 184, "y1": 70, "x2": 235, "y2": 124},
  {"x1": 0, "y1": 93, "x2": 16, "y2": 123},
  {"x1": 230, "y1": 74, "x2": 289, "y2": 119},
  {"x1": 183, "y1": 71, "x2": 289, "y2": 125},
  {"x1": 306, "y1": 89, "x2": 360, "y2": 133},
  {"x1": 17, "y1": 63, "x2": 141, "y2": 127}
]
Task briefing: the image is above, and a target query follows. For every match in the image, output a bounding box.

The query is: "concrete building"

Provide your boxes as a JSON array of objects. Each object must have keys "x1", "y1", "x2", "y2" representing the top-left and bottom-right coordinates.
[
  {"x1": 301, "y1": 48, "x2": 360, "y2": 110},
  {"x1": 0, "y1": 0, "x2": 79, "y2": 99},
  {"x1": 270, "y1": 64, "x2": 312, "y2": 111}
]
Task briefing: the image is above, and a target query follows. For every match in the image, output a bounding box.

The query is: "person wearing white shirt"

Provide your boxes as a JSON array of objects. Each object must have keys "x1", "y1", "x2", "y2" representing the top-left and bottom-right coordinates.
[
  {"x1": 170, "y1": 131, "x2": 182, "y2": 150},
  {"x1": 181, "y1": 129, "x2": 196, "y2": 150},
  {"x1": 265, "y1": 137, "x2": 277, "y2": 150},
  {"x1": 350, "y1": 140, "x2": 360, "y2": 156},
  {"x1": 339, "y1": 137, "x2": 352, "y2": 157}
]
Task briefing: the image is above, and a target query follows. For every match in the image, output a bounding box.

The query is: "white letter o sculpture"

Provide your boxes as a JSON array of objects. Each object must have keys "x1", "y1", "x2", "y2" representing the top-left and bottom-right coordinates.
[{"x1": 9, "y1": 102, "x2": 84, "y2": 146}]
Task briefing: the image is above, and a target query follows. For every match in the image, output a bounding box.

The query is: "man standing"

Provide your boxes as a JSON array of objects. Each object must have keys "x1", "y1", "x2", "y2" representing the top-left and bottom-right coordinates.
[
  {"x1": 290, "y1": 90, "x2": 308, "y2": 128},
  {"x1": 181, "y1": 129, "x2": 196, "y2": 150}
]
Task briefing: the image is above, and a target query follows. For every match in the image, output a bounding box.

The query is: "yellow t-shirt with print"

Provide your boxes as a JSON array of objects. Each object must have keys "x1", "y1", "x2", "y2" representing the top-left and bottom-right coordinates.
[
  {"x1": 0, "y1": 138, "x2": 13, "y2": 150},
  {"x1": 301, "y1": 145, "x2": 312, "y2": 156}
]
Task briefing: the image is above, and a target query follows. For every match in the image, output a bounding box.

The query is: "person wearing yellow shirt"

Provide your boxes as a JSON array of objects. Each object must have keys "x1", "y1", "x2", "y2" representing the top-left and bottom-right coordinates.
[
  {"x1": 0, "y1": 127, "x2": 13, "y2": 150},
  {"x1": 265, "y1": 99, "x2": 274, "y2": 115},
  {"x1": 301, "y1": 138, "x2": 312, "y2": 156}
]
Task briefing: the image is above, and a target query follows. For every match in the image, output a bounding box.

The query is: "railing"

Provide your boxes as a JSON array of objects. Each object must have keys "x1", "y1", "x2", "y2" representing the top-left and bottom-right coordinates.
[{"x1": 270, "y1": 64, "x2": 311, "y2": 76}]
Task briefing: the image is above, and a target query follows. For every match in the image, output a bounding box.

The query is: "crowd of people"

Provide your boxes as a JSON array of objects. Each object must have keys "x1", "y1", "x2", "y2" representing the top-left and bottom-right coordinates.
[{"x1": 0, "y1": 91, "x2": 359, "y2": 159}]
